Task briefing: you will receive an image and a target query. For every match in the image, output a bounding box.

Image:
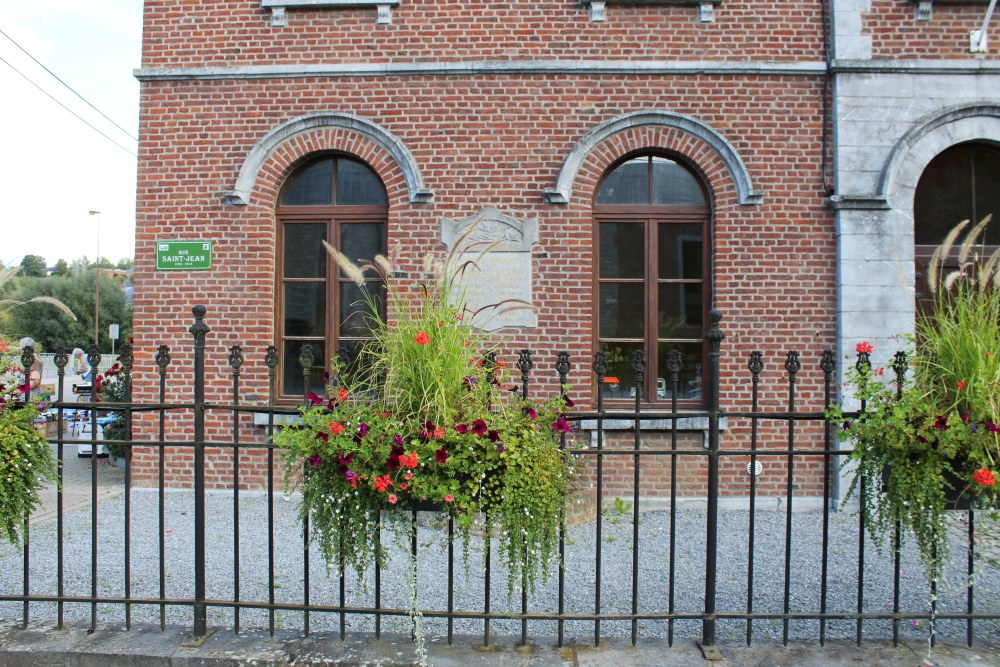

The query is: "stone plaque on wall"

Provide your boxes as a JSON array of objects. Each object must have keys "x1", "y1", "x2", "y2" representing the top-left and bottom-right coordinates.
[{"x1": 440, "y1": 208, "x2": 538, "y2": 331}]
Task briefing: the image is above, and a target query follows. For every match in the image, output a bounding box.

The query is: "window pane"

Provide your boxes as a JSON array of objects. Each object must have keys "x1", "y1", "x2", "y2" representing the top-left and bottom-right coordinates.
[
  {"x1": 600, "y1": 223, "x2": 644, "y2": 278},
  {"x1": 284, "y1": 283, "x2": 326, "y2": 337},
  {"x1": 282, "y1": 340, "x2": 326, "y2": 398},
  {"x1": 596, "y1": 158, "x2": 649, "y2": 205},
  {"x1": 657, "y1": 223, "x2": 703, "y2": 279},
  {"x1": 658, "y1": 283, "x2": 703, "y2": 339},
  {"x1": 597, "y1": 341, "x2": 643, "y2": 400},
  {"x1": 282, "y1": 158, "x2": 333, "y2": 206},
  {"x1": 599, "y1": 283, "x2": 644, "y2": 339},
  {"x1": 340, "y1": 223, "x2": 386, "y2": 266},
  {"x1": 656, "y1": 342, "x2": 704, "y2": 400},
  {"x1": 915, "y1": 147, "x2": 974, "y2": 245},
  {"x1": 336, "y1": 159, "x2": 388, "y2": 206},
  {"x1": 283, "y1": 224, "x2": 327, "y2": 278},
  {"x1": 652, "y1": 157, "x2": 706, "y2": 206},
  {"x1": 973, "y1": 147, "x2": 1000, "y2": 246},
  {"x1": 340, "y1": 282, "x2": 385, "y2": 337}
]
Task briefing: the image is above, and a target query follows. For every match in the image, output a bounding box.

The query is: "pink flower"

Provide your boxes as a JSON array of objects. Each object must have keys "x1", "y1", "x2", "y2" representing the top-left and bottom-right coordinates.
[
  {"x1": 308, "y1": 454, "x2": 322, "y2": 467},
  {"x1": 552, "y1": 416, "x2": 571, "y2": 433},
  {"x1": 405, "y1": 471, "x2": 414, "y2": 481},
  {"x1": 856, "y1": 341, "x2": 873, "y2": 354},
  {"x1": 444, "y1": 494, "x2": 454, "y2": 503},
  {"x1": 388, "y1": 494, "x2": 398, "y2": 504}
]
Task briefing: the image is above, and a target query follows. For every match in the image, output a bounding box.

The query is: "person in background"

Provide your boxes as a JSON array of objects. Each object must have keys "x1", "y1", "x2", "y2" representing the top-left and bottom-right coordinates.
[
  {"x1": 17, "y1": 336, "x2": 43, "y2": 397},
  {"x1": 72, "y1": 348, "x2": 92, "y2": 382}
]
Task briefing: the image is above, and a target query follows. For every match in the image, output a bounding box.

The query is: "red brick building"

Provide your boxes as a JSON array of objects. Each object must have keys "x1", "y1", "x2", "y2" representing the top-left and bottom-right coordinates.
[{"x1": 132, "y1": 0, "x2": 998, "y2": 498}]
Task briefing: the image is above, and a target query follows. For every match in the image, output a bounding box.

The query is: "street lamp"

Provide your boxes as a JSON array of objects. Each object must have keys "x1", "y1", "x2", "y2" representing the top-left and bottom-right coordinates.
[{"x1": 89, "y1": 210, "x2": 101, "y2": 349}]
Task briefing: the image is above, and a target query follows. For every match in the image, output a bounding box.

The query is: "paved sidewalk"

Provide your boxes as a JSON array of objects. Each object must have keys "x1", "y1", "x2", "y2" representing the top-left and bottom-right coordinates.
[
  {"x1": 31, "y1": 443, "x2": 125, "y2": 524},
  {"x1": 1, "y1": 620, "x2": 999, "y2": 666}
]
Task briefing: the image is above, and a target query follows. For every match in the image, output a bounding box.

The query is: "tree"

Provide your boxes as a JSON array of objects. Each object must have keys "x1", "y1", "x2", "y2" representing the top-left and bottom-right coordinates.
[
  {"x1": 115, "y1": 257, "x2": 134, "y2": 271},
  {"x1": 4, "y1": 270, "x2": 130, "y2": 353},
  {"x1": 51, "y1": 259, "x2": 69, "y2": 276},
  {"x1": 18, "y1": 255, "x2": 47, "y2": 278}
]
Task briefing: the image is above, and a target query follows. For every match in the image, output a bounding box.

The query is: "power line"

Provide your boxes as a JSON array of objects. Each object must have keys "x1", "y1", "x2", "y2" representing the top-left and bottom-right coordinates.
[
  {"x1": 0, "y1": 26, "x2": 138, "y2": 142},
  {"x1": 0, "y1": 53, "x2": 137, "y2": 158}
]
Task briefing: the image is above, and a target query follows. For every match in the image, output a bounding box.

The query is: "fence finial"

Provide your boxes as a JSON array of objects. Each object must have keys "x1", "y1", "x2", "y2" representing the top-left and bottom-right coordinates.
[
  {"x1": 156, "y1": 345, "x2": 171, "y2": 371},
  {"x1": 748, "y1": 351, "x2": 764, "y2": 376},
  {"x1": 190, "y1": 305, "x2": 210, "y2": 341},
  {"x1": 229, "y1": 345, "x2": 244, "y2": 373}
]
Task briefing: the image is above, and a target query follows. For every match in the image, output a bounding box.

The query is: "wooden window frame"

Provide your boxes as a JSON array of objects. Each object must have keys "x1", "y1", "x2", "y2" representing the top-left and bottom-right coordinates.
[
  {"x1": 593, "y1": 154, "x2": 711, "y2": 408},
  {"x1": 275, "y1": 156, "x2": 388, "y2": 403}
]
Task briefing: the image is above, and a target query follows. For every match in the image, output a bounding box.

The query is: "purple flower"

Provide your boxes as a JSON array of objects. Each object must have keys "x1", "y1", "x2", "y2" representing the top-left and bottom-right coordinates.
[
  {"x1": 308, "y1": 454, "x2": 322, "y2": 467},
  {"x1": 552, "y1": 416, "x2": 571, "y2": 433},
  {"x1": 935, "y1": 415, "x2": 949, "y2": 431},
  {"x1": 986, "y1": 422, "x2": 1000, "y2": 434},
  {"x1": 496, "y1": 442, "x2": 505, "y2": 455},
  {"x1": 306, "y1": 391, "x2": 324, "y2": 406},
  {"x1": 463, "y1": 376, "x2": 477, "y2": 391},
  {"x1": 316, "y1": 431, "x2": 329, "y2": 442},
  {"x1": 961, "y1": 412, "x2": 971, "y2": 423},
  {"x1": 487, "y1": 429, "x2": 501, "y2": 443},
  {"x1": 562, "y1": 394, "x2": 575, "y2": 408},
  {"x1": 387, "y1": 445, "x2": 405, "y2": 471},
  {"x1": 471, "y1": 419, "x2": 488, "y2": 436},
  {"x1": 522, "y1": 406, "x2": 537, "y2": 420},
  {"x1": 435, "y1": 448, "x2": 448, "y2": 464},
  {"x1": 394, "y1": 433, "x2": 405, "y2": 446},
  {"x1": 345, "y1": 470, "x2": 356, "y2": 483},
  {"x1": 455, "y1": 423, "x2": 469, "y2": 434},
  {"x1": 357, "y1": 422, "x2": 369, "y2": 437}
]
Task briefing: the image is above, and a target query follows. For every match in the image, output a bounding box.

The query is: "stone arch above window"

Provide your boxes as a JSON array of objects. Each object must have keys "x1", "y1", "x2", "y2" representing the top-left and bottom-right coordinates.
[
  {"x1": 224, "y1": 111, "x2": 432, "y2": 206},
  {"x1": 879, "y1": 104, "x2": 1000, "y2": 210},
  {"x1": 543, "y1": 111, "x2": 763, "y2": 206}
]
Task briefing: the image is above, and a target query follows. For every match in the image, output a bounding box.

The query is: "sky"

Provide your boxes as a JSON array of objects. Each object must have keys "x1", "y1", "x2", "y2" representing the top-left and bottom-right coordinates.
[{"x1": 0, "y1": 0, "x2": 142, "y2": 268}]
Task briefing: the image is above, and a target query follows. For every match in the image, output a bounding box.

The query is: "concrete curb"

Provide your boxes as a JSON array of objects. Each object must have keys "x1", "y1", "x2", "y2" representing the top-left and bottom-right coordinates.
[{"x1": 2, "y1": 621, "x2": 999, "y2": 667}]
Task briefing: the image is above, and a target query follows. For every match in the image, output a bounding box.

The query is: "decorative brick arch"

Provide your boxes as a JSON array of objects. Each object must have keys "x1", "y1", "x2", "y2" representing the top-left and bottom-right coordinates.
[
  {"x1": 224, "y1": 112, "x2": 433, "y2": 206},
  {"x1": 544, "y1": 111, "x2": 763, "y2": 206}
]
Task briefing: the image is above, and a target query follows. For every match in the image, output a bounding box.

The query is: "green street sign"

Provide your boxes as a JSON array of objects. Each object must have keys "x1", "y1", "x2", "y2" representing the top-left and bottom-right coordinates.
[{"x1": 156, "y1": 240, "x2": 213, "y2": 270}]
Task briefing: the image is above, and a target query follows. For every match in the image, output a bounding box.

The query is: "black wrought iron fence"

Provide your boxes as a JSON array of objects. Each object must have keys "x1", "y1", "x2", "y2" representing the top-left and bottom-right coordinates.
[{"x1": 3, "y1": 305, "x2": 997, "y2": 653}]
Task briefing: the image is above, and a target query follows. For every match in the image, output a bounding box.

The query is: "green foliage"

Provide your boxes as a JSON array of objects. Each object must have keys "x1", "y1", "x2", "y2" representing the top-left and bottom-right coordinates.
[
  {"x1": 828, "y1": 218, "x2": 1000, "y2": 584},
  {"x1": 50, "y1": 260, "x2": 69, "y2": 277},
  {"x1": 276, "y1": 243, "x2": 575, "y2": 595},
  {"x1": 18, "y1": 255, "x2": 47, "y2": 278},
  {"x1": 0, "y1": 353, "x2": 57, "y2": 548},
  {"x1": 2, "y1": 269, "x2": 130, "y2": 352}
]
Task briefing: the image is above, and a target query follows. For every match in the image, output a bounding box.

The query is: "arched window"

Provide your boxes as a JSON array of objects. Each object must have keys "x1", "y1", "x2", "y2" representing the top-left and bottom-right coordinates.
[
  {"x1": 276, "y1": 155, "x2": 388, "y2": 400},
  {"x1": 914, "y1": 143, "x2": 1000, "y2": 303},
  {"x1": 594, "y1": 154, "x2": 710, "y2": 403}
]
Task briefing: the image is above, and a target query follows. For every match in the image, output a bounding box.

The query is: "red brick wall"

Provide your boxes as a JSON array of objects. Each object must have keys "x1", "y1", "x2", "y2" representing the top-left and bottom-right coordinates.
[
  {"x1": 867, "y1": 0, "x2": 999, "y2": 58},
  {"x1": 140, "y1": 0, "x2": 825, "y2": 68},
  {"x1": 132, "y1": 0, "x2": 839, "y2": 492}
]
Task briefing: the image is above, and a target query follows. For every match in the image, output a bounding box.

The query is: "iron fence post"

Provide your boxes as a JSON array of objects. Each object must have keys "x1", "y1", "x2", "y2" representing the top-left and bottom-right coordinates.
[
  {"x1": 703, "y1": 310, "x2": 724, "y2": 649},
  {"x1": 190, "y1": 305, "x2": 210, "y2": 637}
]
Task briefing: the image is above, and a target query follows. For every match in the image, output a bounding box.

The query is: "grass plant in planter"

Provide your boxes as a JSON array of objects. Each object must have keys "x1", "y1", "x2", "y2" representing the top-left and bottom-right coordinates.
[
  {"x1": 275, "y1": 238, "x2": 576, "y2": 602},
  {"x1": 829, "y1": 216, "x2": 999, "y2": 585},
  {"x1": 0, "y1": 342, "x2": 57, "y2": 548}
]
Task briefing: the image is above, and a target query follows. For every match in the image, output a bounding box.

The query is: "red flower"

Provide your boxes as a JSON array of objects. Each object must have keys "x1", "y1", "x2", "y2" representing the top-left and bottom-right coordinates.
[
  {"x1": 856, "y1": 341, "x2": 873, "y2": 354},
  {"x1": 873, "y1": 367, "x2": 884, "y2": 377},
  {"x1": 306, "y1": 391, "x2": 323, "y2": 406},
  {"x1": 401, "y1": 452, "x2": 420, "y2": 469},
  {"x1": 471, "y1": 419, "x2": 488, "y2": 436},
  {"x1": 329, "y1": 421, "x2": 344, "y2": 435},
  {"x1": 956, "y1": 380, "x2": 966, "y2": 390},
  {"x1": 986, "y1": 422, "x2": 1000, "y2": 434},
  {"x1": 973, "y1": 468, "x2": 996, "y2": 487},
  {"x1": 415, "y1": 332, "x2": 430, "y2": 345},
  {"x1": 934, "y1": 415, "x2": 949, "y2": 431},
  {"x1": 435, "y1": 449, "x2": 448, "y2": 464},
  {"x1": 337, "y1": 386, "x2": 349, "y2": 402}
]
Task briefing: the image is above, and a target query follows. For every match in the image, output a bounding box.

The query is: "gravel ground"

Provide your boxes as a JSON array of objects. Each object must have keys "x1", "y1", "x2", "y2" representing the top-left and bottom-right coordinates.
[{"x1": 1, "y1": 489, "x2": 998, "y2": 645}]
